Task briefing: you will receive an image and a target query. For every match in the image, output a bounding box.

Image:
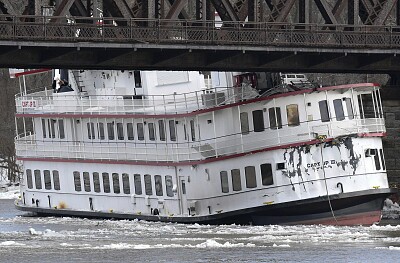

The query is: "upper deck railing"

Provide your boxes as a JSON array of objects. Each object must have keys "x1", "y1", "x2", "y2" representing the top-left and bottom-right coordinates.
[
  {"x1": 1, "y1": 15, "x2": 400, "y2": 49},
  {"x1": 15, "y1": 85, "x2": 260, "y2": 116}
]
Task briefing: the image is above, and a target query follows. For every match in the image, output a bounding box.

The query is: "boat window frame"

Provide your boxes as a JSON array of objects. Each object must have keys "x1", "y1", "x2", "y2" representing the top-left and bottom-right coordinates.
[
  {"x1": 144, "y1": 174, "x2": 153, "y2": 195},
  {"x1": 73, "y1": 171, "x2": 81, "y2": 192},
  {"x1": 333, "y1": 99, "x2": 345, "y2": 121},
  {"x1": 93, "y1": 172, "x2": 100, "y2": 193},
  {"x1": 44, "y1": 170, "x2": 52, "y2": 190},
  {"x1": 253, "y1": 109, "x2": 265, "y2": 132},
  {"x1": 165, "y1": 175, "x2": 174, "y2": 197},
  {"x1": 286, "y1": 104, "x2": 300, "y2": 127},
  {"x1": 134, "y1": 174, "x2": 142, "y2": 195},
  {"x1": 53, "y1": 170, "x2": 60, "y2": 190},
  {"x1": 268, "y1": 107, "x2": 282, "y2": 130},
  {"x1": 154, "y1": 175, "x2": 163, "y2": 196},
  {"x1": 231, "y1": 169, "x2": 242, "y2": 191},
  {"x1": 260, "y1": 163, "x2": 274, "y2": 186},
  {"x1": 122, "y1": 173, "x2": 130, "y2": 194},
  {"x1": 112, "y1": 173, "x2": 120, "y2": 194},
  {"x1": 83, "y1": 171, "x2": 91, "y2": 192},
  {"x1": 220, "y1": 171, "x2": 229, "y2": 193},
  {"x1": 245, "y1": 166, "x2": 257, "y2": 188},
  {"x1": 102, "y1": 172, "x2": 110, "y2": 193},
  {"x1": 240, "y1": 112, "x2": 249, "y2": 135},
  {"x1": 318, "y1": 100, "x2": 330, "y2": 122},
  {"x1": 26, "y1": 169, "x2": 33, "y2": 189}
]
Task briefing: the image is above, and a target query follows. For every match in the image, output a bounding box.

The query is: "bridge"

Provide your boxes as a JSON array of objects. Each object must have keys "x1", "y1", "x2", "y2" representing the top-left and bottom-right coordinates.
[{"x1": 0, "y1": 0, "x2": 400, "y2": 74}]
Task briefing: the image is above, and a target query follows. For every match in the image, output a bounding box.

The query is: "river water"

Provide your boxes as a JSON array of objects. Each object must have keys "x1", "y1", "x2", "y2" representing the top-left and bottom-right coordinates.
[{"x1": 1, "y1": 199, "x2": 400, "y2": 263}]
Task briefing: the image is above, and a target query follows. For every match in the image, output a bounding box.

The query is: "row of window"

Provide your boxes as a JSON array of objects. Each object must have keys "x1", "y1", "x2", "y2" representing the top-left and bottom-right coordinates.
[
  {"x1": 365, "y1": 148, "x2": 386, "y2": 171},
  {"x1": 240, "y1": 98, "x2": 355, "y2": 134},
  {"x1": 73, "y1": 172, "x2": 174, "y2": 197},
  {"x1": 42, "y1": 119, "x2": 65, "y2": 139},
  {"x1": 220, "y1": 163, "x2": 273, "y2": 193},
  {"x1": 26, "y1": 169, "x2": 61, "y2": 190}
]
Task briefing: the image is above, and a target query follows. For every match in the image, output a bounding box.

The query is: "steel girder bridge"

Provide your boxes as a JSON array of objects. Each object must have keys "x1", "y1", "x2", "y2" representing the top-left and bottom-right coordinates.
[{"x1": 1, "y1": 0, "x2": 400, "y2": 75}]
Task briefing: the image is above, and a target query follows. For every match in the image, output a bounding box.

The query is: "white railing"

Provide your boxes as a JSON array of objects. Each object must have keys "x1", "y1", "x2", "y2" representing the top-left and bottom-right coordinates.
[
  {"x1": 15, "y1": 117, "x2": 385, "y2": 163},
  {"x1": 15, "y1": 85, "x2": 259, "y2": 115}
]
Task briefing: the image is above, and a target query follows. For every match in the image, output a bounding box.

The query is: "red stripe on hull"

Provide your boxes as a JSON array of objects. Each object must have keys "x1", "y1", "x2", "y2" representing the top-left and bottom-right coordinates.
[{"x1": 295, "y1": 210, "x2": 382, "y2": 226}]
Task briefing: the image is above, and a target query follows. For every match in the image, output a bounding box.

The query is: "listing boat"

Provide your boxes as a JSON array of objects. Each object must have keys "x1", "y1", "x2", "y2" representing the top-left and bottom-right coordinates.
[{"x1": 14, "y1": 69, "x2": 395, "y2": 225}]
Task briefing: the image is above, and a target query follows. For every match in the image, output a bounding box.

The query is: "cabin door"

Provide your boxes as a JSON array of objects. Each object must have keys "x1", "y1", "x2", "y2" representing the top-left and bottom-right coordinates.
[{"x1": 179, "y1": 178, "x2": 188, "y2": 216}]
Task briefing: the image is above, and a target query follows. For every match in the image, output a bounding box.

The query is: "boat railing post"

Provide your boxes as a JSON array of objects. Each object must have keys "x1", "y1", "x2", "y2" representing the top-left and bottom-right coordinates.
[
  {"x1": 184, "y1": 93, "x2": 188, "y2": 112},
  {"x1": 195, "y1": 91, "x2": 200, "y2": 110},
  {"x1": 173, "y1": 93, "x2": 177, "y2": 114},
  {"x1": 163, "y1": 95, "x2": 167, "y2": 114}
]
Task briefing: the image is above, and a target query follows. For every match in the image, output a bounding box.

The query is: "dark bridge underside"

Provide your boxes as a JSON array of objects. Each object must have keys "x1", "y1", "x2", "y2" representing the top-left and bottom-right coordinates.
[{"x1": 1, "y1": 41, "x2": 400, "y2": 73}]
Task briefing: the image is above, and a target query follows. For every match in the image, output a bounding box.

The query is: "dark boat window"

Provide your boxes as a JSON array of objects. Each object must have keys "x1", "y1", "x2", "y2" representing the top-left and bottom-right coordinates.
[
  {"x1": 107, "y1": 122, "x2": 115, "y2": 140},
  {"x1": 134, "y1": 70, "x2": 142, "y2": 87},
  {"x1": 373, "y1": 151, "x2": 381, "y2": 170},
  {"x1": 144, "y1": 174, "x2": 153, "y2": 195},
  {"x1": 245, "y1": 166, "x2": 257, "y2": 188},
  {"x1": 286, "y1": 104, "x2": 300, "y2": 127},
  {"x1": 358, "y1": 93, "x2": 375, "y2": 119},
  {"x1": 268, "y1": 108, "x2": 282, "y2": 129},
  {"x1": 58, "y1": 119, "x2": 65, "y2": 139},
  {"x1": 87, "y1": 122, "x2": 95, "y2": 139},
  {"x1": 122, "y1": 173, "x2": 130, "y2": 194},
  {"x1": 34, "y1": 170, "x2": 42, "y2": 189},
  {"x1": 26, "y1": 169, "x2": 33, "y2": 189},
  {"x1": 148, "y1": 123, "x2": 156, "y2": 141},
  {"x1": 240, "y1": 112, "x2": 249, "y2": 135},
  {"x1": 44, "y1": 170, "x2": 52, "y2": 190},
  {"x1": 319, "y1": 100, "x2": 330, "y2": 122},
  {"x1": 112, "y1": 173, "x2": 120, "y2": 194},
  {"x1": 260, "y1": 163, "x2": 273, "y2": 186},
  {"x1": 83, "y1": 172, "x2": 91, "y2": 192},
  {"x1": 170, "y1": 120, "x2": 177, "y2": 141},
  {"x1": 181, "y1": 180, "x2": 186, "y2": 194},
  {"x1": 98, "y1": 123, "x2": 105, "y2": 140},
  {"x1": 41, "y1": 119, "x2": 46, "y2": 138},
  {"x1": 333, "y1": 99, "x2": 345, "y2": 121},
  {"x1": 93, "y1": 172, "x2": 100, "y2": 193},
  {"x1": 154, "y1": 175, "x2": 163, "y2": 196},
  {"x1": 137, "y1": 123, "x2": 144, "y2": 141},
  {"x1": 345, "y1": 98, "x2": 354, "y2": 119},
  {"x1": 73, "y1": 171, "x2": 81, "y2": 191},
  {"x1": 53, "y1": 170, "x2": 60, "y2": 190},
  {"x1": 134, "y1": 174, "x2": 142, "y2": 195},
  {"x1": 231, "y1": 169, "x2": 242, "y2": 191},
  {"x1": 127, "y1": 123, "x2": 134, "y2": 140},
  {"x1": 117, "y1": 122, "x2": 124, "y2": 140},
  {"x1": 189, "y1": 120, "x2": 195, "y2": 141},
  {"x1": 165, "y1": 175, "x2": 173, "y2": 197},
  {"x1": 220, "y1": 171, "x2": 229, "y2": 193},
  {"x1": 253, "y1": 110, "x2": 265, "y2": 132},
  {"x1": 102, "y1": 172, "x2": 110, "y2": 193},
  {"x1": 380, "y1": 149, "x2": 386, "y2": 170},
  {"x1": 49, "y1": 119, "x2": 56, "y2": 138},
  {"x1": 158, "y1": 120, "x2": 166, "y2": 141}
]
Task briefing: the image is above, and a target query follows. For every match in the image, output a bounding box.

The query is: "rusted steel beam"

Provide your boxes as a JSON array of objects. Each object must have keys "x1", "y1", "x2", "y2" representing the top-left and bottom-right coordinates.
[
  {"x1": 268, "y1": 0, "x2": 296, "y2": 22},
  {"x1": 210, "y1": 0, "x2": 239, "y2": 21},
  {"x1": 363, "y1": 0, "x2": 398, "y2": 25},
  {"x1": 103, "y1": 0, "x2": 134, "y2": 18},
  {"x1": 70, "y1": 0, "x2": 90, "y2": 17},
  {"x1": 132, "y1": 0, "x2": 147, "y2": 18},
  {"x1": 314, "y1": 0, "x2": 338, "y2": 24},
  {"x1": 0, "y1": 0, "x2": 18, "y2": 15},
  {"x1": 53, "y1": 0, "x2": 75, "y2": 17},
  {"x1": 165, "y1": 0, "x2": 187, "y2": 20}
]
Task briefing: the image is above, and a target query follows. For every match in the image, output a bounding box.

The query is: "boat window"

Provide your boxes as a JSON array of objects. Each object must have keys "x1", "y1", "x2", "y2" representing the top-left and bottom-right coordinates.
[
  {"x1": 189, "y1": 120, "x2": 195, "y2": 141},
  {"x1": 127, "y1": 123, "x2": 134, "y2": 140},
  {"x1": 240, "y1": 112, "x2": 249, "y2": 135},
  {"x1": 158, "y1": 120, "x2": 166, "y2": 141},
  {"x1": 260, "y1": 163, "x2": 273, "y2": 186},
  {"x1": 287, "y1": 74, "x2": 296, "y2": 78},
  {"x1": 252, "y1": 110, "x2": 265, "y2": 132},
  {"x1": 112, "y1": 173, "x2": 120, "y2": 194},
  {"x1": 117, "y1": 123, "x2": 124, "y2": 140},
  {"x1": 380, "y1": 149, "x2": 386, "y2": 170},
  {"x1": 49, "y1": 119, "x2": 56, "y2": 138},
  {"x1": 333, "y1": 99, "x2": 345, "y2": 121},
  {"x1": 373, "y1": 151, "x2": 381, "y2": 170},
  {"x1": 26, "y1": 169, "x2": 33, "y2": 189},
  {"x1": 134, "y1": 70, "x2": 142, "y2": 87},
  {"x1": 231, "y1": 169, "x2": 242, "y2": 191},
  {"x1": 358, "y1": 93, "x2": 375, "y2": 119},
  {"x1": 73, "y1": 171, "x2": 81, "y2": 191},
  {"x1": 133, "y1": 174, "x2": 142, "y2": 195},
  {"x1": 296, "y1": 75, "x2": 305, "y2": 78},
  {"x1": 53, "y1": 170, "x2": 60, "y2": 190},
  {"x1": 122, "y1": 173, "x2": 130, "y2": 194},
  {"x1": 268, "y1": 108, "x2": 282, "y2": 129},
  {"x1": 44, "y1": 170, "x2": 52, "y2": 190},
  {"x1": 286, "y1": 104, "x2": 300, "y2": 127},
  {"x1": 87, "y1": 122, "x2": 95, "y2": 139},
  {"x1": 98, "y1": 123, "x2": 105, "y2": 140},
  {"x1": 165, "y1": 175, "x2": 174, "y2": 197},
  {"x1": 245, "y1": 166, "x2": 257, "y2": 188},
  {"x1": 345, "y1": 98, "x2": 354, "y2": 119},
  {"x1": 170, "y1": 120, "x2": 177, "y2": 141},
  {"x1": 144, "y1": 174, "x2": 152, "y2": 195},
  {"x1": 183, "y1": 124, "x2": 187, "y2": 140},
  {"x1": 220, "y1": 171, "x2": 229, "y2": 193},
  {"x1": 181, "y1": 180, "x2": 186, "y2": 194},
  {"x1": 137, "y1": 123, "x2": 144, "y2": 140},
  {"x1": 319, "y1": 100, "x2": 330, "y2": 122},
  {"x1": 93, "y1": 172, "x2": 100, "y2": 193},
  {"x1": 148, "y1": 123, "x2": 156, "y2": 141},
  {"x1": 41, "y1": 119, "x2": 46, "y2": 138},
  {"x1": 58, "y1": 120, "x2": 65, "y2": 139},
  {"x1": 155, "y1": 175, "x2": 163, "y2": 196},
  {"x1": 107, "y1": 122, "x2": 115, "y2": 140},
  {"x1": 83, "y1": 172, "x2": 91, "y2": 192},
  {"x1": 34, "y1": 170, "x2": 42, "y2": 189},
  {"x1": 102, "y1": 172, "x2": 110, "y2": 193}
]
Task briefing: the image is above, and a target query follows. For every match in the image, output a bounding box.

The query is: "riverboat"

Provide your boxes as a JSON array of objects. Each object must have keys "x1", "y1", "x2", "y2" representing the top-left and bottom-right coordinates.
[{"x1": 14, "y1": 69, "x2": 395, "y2": 225}]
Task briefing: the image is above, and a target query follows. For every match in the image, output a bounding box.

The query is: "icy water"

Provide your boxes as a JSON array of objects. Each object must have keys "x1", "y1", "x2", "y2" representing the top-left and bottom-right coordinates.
[{"x1": 1, "y1": 200, "x2": 400, "y2": 263}]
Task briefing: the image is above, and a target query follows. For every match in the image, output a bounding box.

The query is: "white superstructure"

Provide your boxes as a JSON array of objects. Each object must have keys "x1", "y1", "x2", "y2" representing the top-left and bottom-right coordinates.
[{"x1": 14, "y1": 69, "x2": 394, "y2": 225}]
